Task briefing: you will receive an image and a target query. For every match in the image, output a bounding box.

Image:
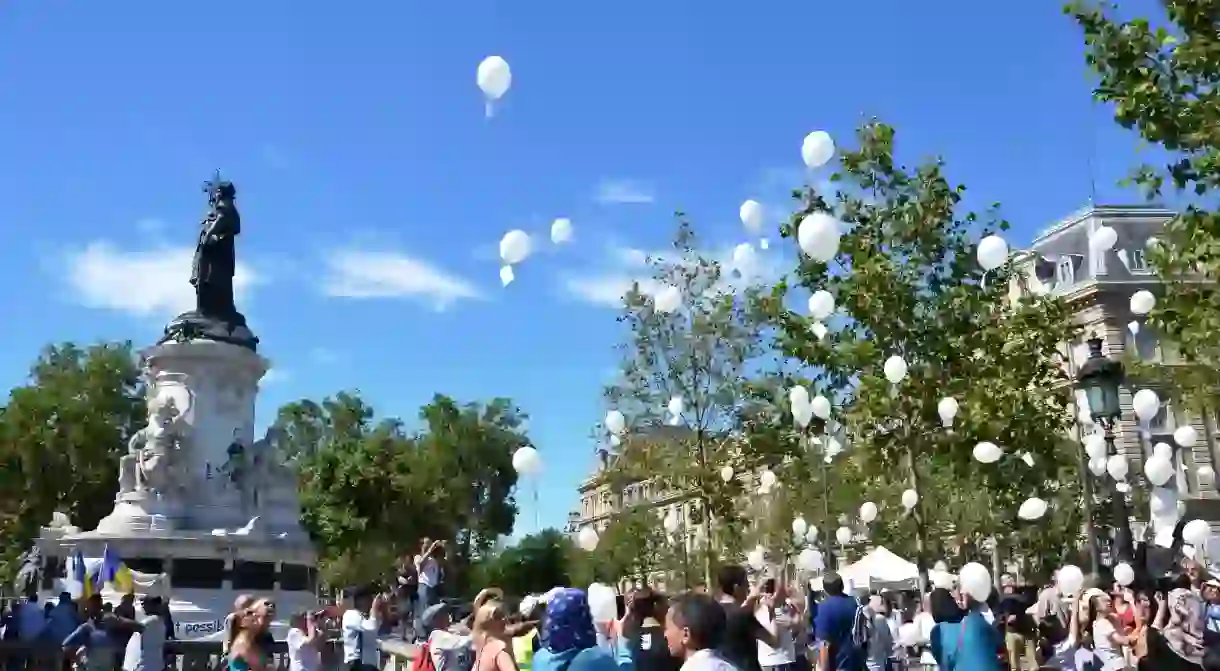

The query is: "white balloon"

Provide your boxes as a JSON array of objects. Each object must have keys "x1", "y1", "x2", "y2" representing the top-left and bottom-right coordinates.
[
  {"x1": 720, "y1": 465, "x2": 734, "y2": 482},
  {"x1": 1113, "y1": 562, "x2": 1135, "y2": 587},
  {"x1": 759, "y1": 238, "x2": 770, "y2": 250},
  {"x1": 1090, "y1": 225, "x2": 1118, "y2": 252},
  {"x1": 931, "y1": 570, "x2": 956, "y2": 590},
  {"x1": 937, "y1": 397, "x2": 959, "y2": 428},
  {"x1": 1133, "y1": 389, "x2": 1160, "y2": 423},
  {"x1": 1184, "y1": 519, "x2": 1213, "y2": 547},
  {"x1": 901, "y1": 489, "x2": 919, "y2": 510},
  {"x1": 1184, "y1": 543, "x2": 1198, "y2": 559},
  {"x1": 587, "y1": 583, "x2": 617, "y2": 624},
  {"x1": 477, "y1": 56, "x2": 512, "y2": 100},
  {"x1": 797, "y1": 213, "x2": 841, "y2": 262},
  {"x1": 977, "y1": 235, "x2": 1010, "y2": 271},
  {"x1": 760, "y1": 470, "x2": 777, "y2": 489},
  {"x1": 859, "y1": 502, "x2": 878, "y2": 524},
  {"x1": 551, "y1": 218, "x2": 573, "y2": 245},
  {"x1": 1020, "y1": 451, "x2": 1035, "y2": 467},
  {"x1": 499, "y1": 265, "x2": 515, "y2": 287},
  {"x1": 1018, "y1": 497, "x2": 1048, "y2": 521},
  {"x1": 1153, "y1": 442, "x2": 1173, "y2": 461},
  {"x1": 1107, "y1": 454, "x2": 1129, "y2": 481},
  {"x1": 1175, "y1": 425, "x2": 1199, "y2": 449},
  {"x1": 740, "y1": 200, "x2": 765, "y2": 234},
  {"x1": 1085, "y1": 434, "x2": 1108, "y2": 460},
  {"x1": 797, "y1": 548, "x2": 824, "y2": 572},
  {"x1": 792, "y1": 516, "x2": 809, "y2": 537},
  {"x1": 1199, "y1": 466, "x2": 1215, "y2": 485},
  {"x1": 960, "y1": 562, "x2": 992, "y2": 602},
  {"x1": 808, "y1": 290, "x2": 836, "y2": 320},
  {"x1": 1150, "y1": 487, "x2": 1179, "y2": 517},
  {"x1": 805, "y1": 526, "x2": 819, "y2": 543},
  {"x1": 801, "y1": 131, "x2": 836, "y2": 169},
  {"x1": 1057, "y1": 565, "x2": 1084, "y2": 597},
  {"x1": 883, "y1": 356, "x2": 908, "y2": 384},
  {"x1": 789, "y1": 385, "x2": 811, "y2": 409},
  {"x1": 668, "y1": 396, "x2": 685, "y2": 416},
  {"x1": 512, "y1": 446, "x2": 541, "y2": 476},
  {"x1": 1088, "y1": 457, "x2": 1107, "y2": 476},
  {"x1": 1144, "y1": 456, "x2": 1174, "y2": 487},
  {"x1": 810, "y1": 395, "x2": 832, "y2": 420},
  {"x1": 732, "y1": 243, "x2": 757, "y2": 277},
  {"x1": 654, "y1": 285, "x2": 682, "y2": 314},
  {"x1": 793, "y1": 402, "x2": 813, "y2": 429},
  {"x1": 810, "y1": 322, "x2": 828, "y2": 341},
  {"x1": 577, "y1": 526, "x2": 600, "y2": 551},
  {"x1": 973, "y1": 441, "x2": 1003, "y2": 464},
  {"x1": 898, "y1": 622, "x2": 920, "y2": 647},
  {"x1": 1130, "y1": 290, "x2": 1156, "y2": 316},
  {"x1": 663, "y1": 513, "x2": 679, "y2": 533},
  {"x1": 747, "y1": 546, "x2": 766, "y2": 570},
  {"x1": 500, "y1": 230, "x2": 532, "y2": 265},
  {"x1": 835, "y1": 526, "x2": 853, "y2": 545},
  {"x1": 609, "y1": 434, "x2": 621, "y2": 447},
  {"x1": 1128, "y1": 320, "x2": 1140, "y2": 336},
  {"x1": 605, "y1": 410, "x2": 626, "y2": 435}
]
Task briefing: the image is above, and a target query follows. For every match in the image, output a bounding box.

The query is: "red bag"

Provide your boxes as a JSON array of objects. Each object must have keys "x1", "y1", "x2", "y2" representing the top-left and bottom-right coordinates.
[{"x1": 412, "y1": 642, "x2": 436, "y2": 671}]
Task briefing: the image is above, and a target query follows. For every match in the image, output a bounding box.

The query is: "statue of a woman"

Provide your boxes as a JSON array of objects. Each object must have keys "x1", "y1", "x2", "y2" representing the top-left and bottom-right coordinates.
[{"x1": 191, "y1": 176, "x2": 241, "y2": 317}]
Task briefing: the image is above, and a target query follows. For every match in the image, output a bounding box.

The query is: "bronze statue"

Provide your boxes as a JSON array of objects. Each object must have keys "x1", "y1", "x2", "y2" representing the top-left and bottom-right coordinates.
[{"x1": 159, "y1": 172, "x2": 259, "y2": 350}]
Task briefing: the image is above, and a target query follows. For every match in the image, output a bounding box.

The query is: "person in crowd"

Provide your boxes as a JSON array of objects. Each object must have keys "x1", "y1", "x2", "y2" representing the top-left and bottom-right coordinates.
[
  {"x1": 1035, "y1": 591, "x2": 1082, "y2": 670},
  {"x1": 812, "y1": 573, "x2": 862, "y2": 671},
  {"x1": 1113, "y1": 587, "x2": 1137, "y2": 637},
  {"x1": 397, "y1": 553, "x2": 420, "y2": 640},
  {"x1": 1155, "y1": 573, "x2": 1206, "y2": 669},
  {"x1": 472, "y1": 597, "x2": 518, "y2": 671},
  {"x1": 622, "y1": 588, "x2": 678, "y2": 671},
  {"x1": 115, "y1": 593, "x2": 136, "y2": 621},
  {"x1": 913, "y1": 593, "x2": 938, "y2": 671},
  {"x1": 422, "y1": 588, "x2": 517, "y2": 671},
  {"x1": 532, "y1": 588, "x2": 625, "y2": 671},
  {"x1": 45, "y1": 592, "x2": 81, "y2": 646},
  {"x1": 861, "y1": 595, "x2": 894, "y2": 671},
  {"x1": 416, "y1": 539, "x2": 447, "y2": 641},
  {"x1": 1200, "y1": 579, "x2": 1220, "y2": 671},
  {"x1": 715, "y1": 565, "x2": 774, "y2": 671},
  {"x1": 1085, "y1": 590, "x2": 1131, "y2": 670},
  {"x1": 998, "y1": 574, "x2": 1037, "y2": 671},
  {"x1": 17, "y1": 593, "x2": 47, "y2": 643},
  {"x1": 929, "y1": 587, "x2": 999, "y2": 671},
  {"x1": 122, "y1": 595, "x2": 167, "y2": 671},
  {"x1": 665, "y1": 592, "x2": 735, "y2": 671},
  {"x1": 343, "y1": 585, "x2": 386, "y2": 671},
  {"x1": 63, "y1": 593, "x2": 142, "y2": 671},
  {"x1": 222, "y1": 594, "x2": 256, "y2": 657},
  {"x1": 754, "y1": 580, "x2": 798, "y2": 671},
  {"x1": 287, "y1": 610, "x2": 322, "y2": 671},
  {"x1": 1128, "y1": 589, "x2": 1154, "y2": 670},
  {"x1": 228, "y1": 600, "x2": 273, "y2": 671}
]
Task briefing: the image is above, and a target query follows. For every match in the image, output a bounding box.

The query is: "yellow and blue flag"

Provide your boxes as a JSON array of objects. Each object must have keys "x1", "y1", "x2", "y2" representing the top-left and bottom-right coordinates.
[
  {"x1": 100, "y1": 544, "x2": 133, "y2": 593},
  {"x1": 71, "y1": 549, "x2": 98, "y2": 599}
]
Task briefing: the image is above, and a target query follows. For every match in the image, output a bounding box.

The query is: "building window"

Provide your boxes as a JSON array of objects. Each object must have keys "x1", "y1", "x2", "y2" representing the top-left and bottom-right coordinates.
[
  {"x1": 1057, "y1": 258, "x2": 1075, "y2": 286},
  {"x1": 1130, "y1": 249, "x2": 1149, "y2": 272},
  {"x1": 279, "y1": 564, "x2": 315, "y2": 592},
  {"x1": 170, "y1": 559, "x2": 226, "y2": 589}
]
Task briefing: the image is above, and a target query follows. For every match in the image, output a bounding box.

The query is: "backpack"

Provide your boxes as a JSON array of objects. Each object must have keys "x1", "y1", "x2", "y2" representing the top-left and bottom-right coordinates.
[
  {"x1": 412, "y1": 641, "x2": 437, "y2": 671},
  {"x1": 851, "y1": 606, "x2": 873, "y2": 651}
]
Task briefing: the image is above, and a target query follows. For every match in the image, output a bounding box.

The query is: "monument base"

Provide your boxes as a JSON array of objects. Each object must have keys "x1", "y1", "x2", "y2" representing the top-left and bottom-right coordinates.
[{"x1": 160, "y1": 310, "x2": 259, "y2": 352}]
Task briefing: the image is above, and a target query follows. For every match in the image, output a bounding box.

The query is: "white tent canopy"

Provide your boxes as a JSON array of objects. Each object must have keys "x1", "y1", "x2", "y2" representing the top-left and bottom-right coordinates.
[{"x1": 840, "y1": 546, "x2": 919, "y2": 591}]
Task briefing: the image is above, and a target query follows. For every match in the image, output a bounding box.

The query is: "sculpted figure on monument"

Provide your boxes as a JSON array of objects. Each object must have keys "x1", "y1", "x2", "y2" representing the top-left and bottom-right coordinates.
[
  {"x1": 126, "y1": 398, "x2": 189, "y2": 496},
  {"x1": 250, "y1": 426, "x2": 297, "y2": 510},
  {"x1": 159, "y1": 173, "x2": 259, "y2": 351}
]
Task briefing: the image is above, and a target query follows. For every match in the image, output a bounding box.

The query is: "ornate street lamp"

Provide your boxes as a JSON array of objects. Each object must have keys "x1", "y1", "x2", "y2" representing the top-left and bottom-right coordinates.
[{"x1": 1075, "y1": 333, "x2": 1135, "y2": 563}]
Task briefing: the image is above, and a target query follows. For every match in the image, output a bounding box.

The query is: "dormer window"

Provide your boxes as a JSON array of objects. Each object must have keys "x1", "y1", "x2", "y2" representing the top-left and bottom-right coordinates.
[
  {"x1": 1129, "y1": 248, "x2": 1149, "y2": 272},
  {"x1": 1057, "y1": 257, "x2": 1075, "y2": 285}
]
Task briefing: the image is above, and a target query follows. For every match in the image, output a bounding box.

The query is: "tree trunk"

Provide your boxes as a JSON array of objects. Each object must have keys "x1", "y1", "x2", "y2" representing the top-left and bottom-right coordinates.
[{"x1": 904, "y1": 442, "x2": 929, "y2": 592}]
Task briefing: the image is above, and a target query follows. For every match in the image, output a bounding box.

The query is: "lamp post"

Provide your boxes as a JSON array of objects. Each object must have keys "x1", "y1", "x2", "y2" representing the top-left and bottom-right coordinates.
[{"x1": 1075, "y1": 333, "x2": 1135, "y2": 563}]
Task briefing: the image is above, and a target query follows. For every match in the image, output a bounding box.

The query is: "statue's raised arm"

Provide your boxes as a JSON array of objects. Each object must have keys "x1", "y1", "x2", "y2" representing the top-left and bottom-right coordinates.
[{"x1": 160, "y1": 172, "x2": 259, "y2": 351}]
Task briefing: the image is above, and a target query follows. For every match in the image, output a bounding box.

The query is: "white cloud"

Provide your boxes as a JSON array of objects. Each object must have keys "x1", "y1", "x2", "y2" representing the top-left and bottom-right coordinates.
[
  {"x1": 594, "y1": 179, "x2": 655, "y2": 205},
  {"x1": 63, "y1": 242, "x2": 260, "y2": 317},
  {"x1": 562, "y1": 243, "x2": 784, "y2": 309},
  {"x1": 322, "y1": 249, "x2": 482, "y2": 310},
  {"x1": 261, "y1": 368, "x2": 291, "y2": 385}
]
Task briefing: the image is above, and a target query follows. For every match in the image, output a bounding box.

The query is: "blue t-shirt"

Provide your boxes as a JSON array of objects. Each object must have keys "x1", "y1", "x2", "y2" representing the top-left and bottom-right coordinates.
[
  {"x1": 813, "y1": 595, "x2": 862, "y2": 671},
  {"x1": 930, "y1": 611, "x2": 1001, "y2": 671}
]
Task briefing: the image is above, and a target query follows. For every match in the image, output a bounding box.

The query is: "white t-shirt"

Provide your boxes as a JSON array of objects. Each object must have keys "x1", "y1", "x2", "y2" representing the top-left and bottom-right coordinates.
[
  {"x1": 1091, "y1": 618, "x2": 1124, "y2": 670},
  {"x1": 1042, "y1": 638, "x2": 1080, "y2": 671},
  {"x1": 287, "y1": 627, "x2": 321, "y2": 671},
  {"x1": 416, "y1": 554, "x2": 440, "y2": 588},
  {"x1": 754, "y1": 606, "x2": 796, "y2": 666},
  {"x1": 122, "y1": 615, "x2": 165, "y2": 671},
  {"x1": 341, "y1": 608, "x2": 381, "y2": 666}
]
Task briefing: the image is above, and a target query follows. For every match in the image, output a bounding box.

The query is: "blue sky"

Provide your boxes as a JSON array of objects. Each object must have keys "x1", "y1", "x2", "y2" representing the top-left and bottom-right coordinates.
[{"x1": 0, "y1": 0, "x2": 1163, "y2": 537}]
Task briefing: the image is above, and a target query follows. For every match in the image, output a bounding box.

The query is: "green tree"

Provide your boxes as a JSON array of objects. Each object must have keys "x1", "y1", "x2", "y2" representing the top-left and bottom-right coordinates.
[
  {"x1": 592, "y1": 507, "x2": 669, "y2": 585},
  {"x1": 603, "y1": 220, "x2": 776, "y2": 584},
  {"x1": 769, "y1": 122, "x2": 1083, "y2": 572},
  {"x1": 1069, "y1": 0, "x2": 1220, "y2": 402},
  {"x1": 470, "y1": 529, "x2": 584, "y2": 598},
  {"x1": 0, "y1": 342, "x2": 146, "y2": 580}
]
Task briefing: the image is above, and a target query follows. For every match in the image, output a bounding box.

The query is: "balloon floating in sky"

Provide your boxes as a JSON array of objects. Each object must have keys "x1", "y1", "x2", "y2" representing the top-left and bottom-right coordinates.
[
  {"x1": 973, "y1": 441, "x2": 1003, "y2": 464},
  {"x1": 797, "y1": 213, "x2": 841, "y2": 262},
  {"x1": 977, "y1": 235, "x2": 1009, "y2": 271},
  {"x1": 605, "y1": 410, "x2": 626, "y2": 435},
  {"x1": 577, "y1": 526, "x2": 599, "y2": 551},
  {"x1": 654, "y1": 285, "x2": 682, "y2": 314},
  {"x1": 1130, "y1": 290, "x2": 1156, "y2": 316},
  {"x1": 808, "y1": 290, "x2": 835, "y2": 321},
  {"x1": 801, "y1": 131, "x2": 835, "y2": 169},
  {"x1": 883, "y1": 355, "x2": 908, "y2": 384},
  {"x1": 1090, "y1": 225, "x2": 1118, "y2": 252},
  {"x1": 551, "y1": 218, "x2": 573, "y2": 245},
  {"x1": 500, "y1": 230, "x2": 532, "y2": 265},
  {"x1": 1017, "y1": 497, "x2": 1048, "y2": 521},
  {"x1": 740, "y1": 200, "x2": 765, "y2": 234},
  {"x1": 477, "y1": 56, "x2": 512, "y2": 118},
  {"x1": 512, "y1": 446, "x2": 541, "y2": 476},
  {"x1": 499, "y1": 265, "x2": 515, "y2": 287},
  {"x1": 901, "y1": 489, "x2": 919, "y2": 510}
]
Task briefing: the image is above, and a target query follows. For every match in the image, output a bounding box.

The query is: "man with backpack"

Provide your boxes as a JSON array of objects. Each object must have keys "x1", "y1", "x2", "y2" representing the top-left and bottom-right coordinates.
[{"x1": 813, "y1": 573, "x2": 864, "y2": 671}]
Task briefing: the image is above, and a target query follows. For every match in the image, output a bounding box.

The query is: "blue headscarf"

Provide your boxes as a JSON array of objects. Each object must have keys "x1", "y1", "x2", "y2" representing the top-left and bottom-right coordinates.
[{"x1": 544, "y1": 588, "x2": 597, "y2": 653}]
